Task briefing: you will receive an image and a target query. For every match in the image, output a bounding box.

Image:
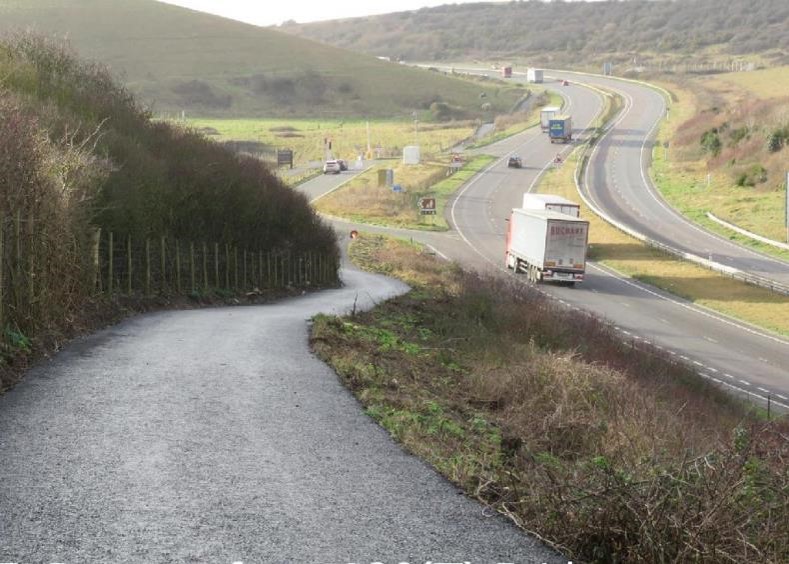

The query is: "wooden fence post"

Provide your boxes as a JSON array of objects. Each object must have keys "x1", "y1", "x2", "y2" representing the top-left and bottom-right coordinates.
[
  {"x1": 92, "y1": 228, "x2": 101, "y2": 293},
  {"x1": 176, "y1": 239, "x2": 181, "y2": 293},
  {"x1": 27, "y1": 215, "x2": 35, "y2": 303},
  {"x1": 14, "y1": 211, "x2": 21, "y2": 305},
  {"x1": 234, "y1": 247, "x2": 239, "y2": 290},
  {"x1": 160, "y1": 236, "x2": 166, "y2": 293},
  {"x1": 214, "y1": 242, "x2": 220, "y2": 288},
  {"x1": 267, "y1": 252, "x2": 272, "y2": 289},
  {"x1": 145, "y1": 238, "x2": 151, "y2": 295},
  {"x1": 203, "y1": 242, "x2": 208, "y2": 290},
  {"x1": 243, "y1": 249, "x2": 247, "y2": 290},
  {"x1": 127, "y1": 235, "x2": 133, "y2": 294},
  {"x1": 108, "y1": 231, "x2": 114, "y2": 295},
  {"x1": 190, "y1": 242, "x2": 195, "y2": 293},
  {"x1": 0, "y1": 218, "x2": 4, "y2": 331},
  {"x1": 224, "y1": 244, "x2": 230, "y2": 289}
]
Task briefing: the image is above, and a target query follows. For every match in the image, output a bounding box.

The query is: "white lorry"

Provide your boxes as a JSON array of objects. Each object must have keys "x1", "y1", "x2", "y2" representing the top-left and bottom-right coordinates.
[
  {"x1": 539, "y1": 106, "x2": 560, "y2": 131},
  {"x1": 505, "y1": 208, "x2": 589, "y2": 285},
  {"x1": 527, "y1": 68, "x2": 544, "y2": 83},
  {"x1": 522, "y1": 193, "x2": 580, "y2": 218}
]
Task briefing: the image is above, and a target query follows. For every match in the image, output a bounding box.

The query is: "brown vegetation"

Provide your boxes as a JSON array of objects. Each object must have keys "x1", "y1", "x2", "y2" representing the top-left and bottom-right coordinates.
[
  {"x1": 312, "y1": 235, "x2": 789, "y2": 562},
  {"x1": 284, "y1": 0, "x2": 789, "y2": 67}
]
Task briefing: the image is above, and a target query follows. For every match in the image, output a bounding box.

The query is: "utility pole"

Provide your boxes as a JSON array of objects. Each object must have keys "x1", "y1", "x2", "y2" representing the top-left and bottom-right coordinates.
[{"x1": 366, "y1": 121, "x2": 372, "y2": 159}]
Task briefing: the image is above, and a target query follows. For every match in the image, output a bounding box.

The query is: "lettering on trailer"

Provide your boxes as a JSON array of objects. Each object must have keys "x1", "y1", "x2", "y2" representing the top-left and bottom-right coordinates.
[{"x1": 550, "y1": 225, "x2": 585, "y2": 236}]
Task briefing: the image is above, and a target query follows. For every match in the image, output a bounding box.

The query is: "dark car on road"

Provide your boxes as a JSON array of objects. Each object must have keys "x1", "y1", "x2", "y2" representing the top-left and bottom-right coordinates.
[{"x1": 507, "y1": 155, "x2": 523, "y2": 168}]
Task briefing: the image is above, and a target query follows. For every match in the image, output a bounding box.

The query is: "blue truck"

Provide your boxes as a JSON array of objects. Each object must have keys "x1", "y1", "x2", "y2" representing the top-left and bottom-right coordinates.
[{"x1": 549, "y1": 115, "x2": 573, "y2": 143}]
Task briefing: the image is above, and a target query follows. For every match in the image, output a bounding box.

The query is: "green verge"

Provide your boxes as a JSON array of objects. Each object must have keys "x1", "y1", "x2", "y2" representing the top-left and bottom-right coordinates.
[
  {"x1": 649, "y1": 80, "x2": 789, "y2": 263},
  {"x1": 315, "y1": 154, "x2": 495, "y2": 231},
  {"x1": 536, "y1": 86, "x2": 789, "y2": 336},
  {"x1": 311, "y1": 233, "x2": 787, "y2": 562}
]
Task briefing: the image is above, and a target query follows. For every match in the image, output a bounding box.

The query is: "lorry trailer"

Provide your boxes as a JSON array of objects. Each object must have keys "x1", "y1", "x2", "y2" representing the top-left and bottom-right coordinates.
[
  {"x1": 522, "y1": 193, "x2": 581, "y2": 218},
  {"x1": 527, "y1": 68, "x2": 544, "y2": 83},
  {"x1": 549, "y1": 115, "x2": 573, "y2": 143},
  {"x1": 540, "y1": 106, "x2": 560, "y2": 131},
  {"x1": 502, "y1": 66, "x2": 513, "y2": 78},
  {"x1": 505, "y1": 208, "x2": 589, "y2": 285}
]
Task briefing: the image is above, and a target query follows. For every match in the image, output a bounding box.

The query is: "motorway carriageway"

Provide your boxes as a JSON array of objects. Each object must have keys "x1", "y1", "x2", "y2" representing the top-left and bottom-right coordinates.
[{"x1": 301, "y1": 74, "x2": 789, "y2": 410}]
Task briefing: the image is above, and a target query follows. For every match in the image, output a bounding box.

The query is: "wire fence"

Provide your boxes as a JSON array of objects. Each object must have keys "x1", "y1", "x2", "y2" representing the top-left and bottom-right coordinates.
[
  {"x1": 0, "y1": 212, "x2": 340, "y2": 344},
  {"x1": 96, "y1": 231, "x2": 340, "y2": 297}
]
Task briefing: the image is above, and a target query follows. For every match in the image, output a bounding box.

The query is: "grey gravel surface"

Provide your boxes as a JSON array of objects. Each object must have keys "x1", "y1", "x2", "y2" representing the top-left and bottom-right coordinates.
[{"x1": 0, "y1": 267, "x2": 562, "y2": 564}]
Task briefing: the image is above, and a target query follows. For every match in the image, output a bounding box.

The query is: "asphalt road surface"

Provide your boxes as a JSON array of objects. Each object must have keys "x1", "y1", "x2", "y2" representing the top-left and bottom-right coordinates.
[
  {"x1": 301, "y1": 74, "x2": 789, "y2": 408},
  {"x1": 0, "y1": 267, "x2": 561, "y2": 563}
]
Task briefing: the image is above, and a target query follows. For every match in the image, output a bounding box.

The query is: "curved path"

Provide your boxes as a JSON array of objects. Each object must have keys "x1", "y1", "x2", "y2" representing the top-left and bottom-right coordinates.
[{"x1": 0, "y1": 268, "x2": 560, "y2": 562}]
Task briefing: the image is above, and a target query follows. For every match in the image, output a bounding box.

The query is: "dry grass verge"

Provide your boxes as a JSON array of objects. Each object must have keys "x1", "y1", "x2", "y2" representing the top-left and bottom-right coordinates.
[
  {"x1": 311, "y1": 234, "x2": 788, "y2": 562},
  {"x1": 315, "y1": 155, "x2": 495, "y2": 231}
]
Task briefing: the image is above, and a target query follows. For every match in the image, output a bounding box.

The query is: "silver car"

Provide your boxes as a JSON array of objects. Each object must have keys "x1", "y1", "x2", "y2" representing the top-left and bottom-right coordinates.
[{"x1": 323, "y1": 160, "x2": 342, "y2": 174}]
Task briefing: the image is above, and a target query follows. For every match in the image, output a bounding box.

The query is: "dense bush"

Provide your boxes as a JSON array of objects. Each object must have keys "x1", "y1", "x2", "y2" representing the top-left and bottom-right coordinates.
[
  {"x1": 700, "y1": 128, "x2": 722, "y2": 155},
  {"x1": 1, "y1": 34, "x2": 337, "y2": 256},
  {"x1": 286, "y1": 0, "x2": 789, "y2": 65}
]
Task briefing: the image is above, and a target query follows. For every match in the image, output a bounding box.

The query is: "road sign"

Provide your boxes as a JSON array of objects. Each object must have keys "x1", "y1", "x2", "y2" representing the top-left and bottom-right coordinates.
[
  {"x1": 419, "y1": 197, "x2": 437, "y2": 215},
  {"x1": 277, "y1": 149, "x2": 293, "y2": 169}
]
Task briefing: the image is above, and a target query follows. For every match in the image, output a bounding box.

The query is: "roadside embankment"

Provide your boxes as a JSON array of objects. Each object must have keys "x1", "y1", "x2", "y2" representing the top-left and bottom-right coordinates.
[{"x1": 312, "y1": 233, "x2": 789, "y2": 562}]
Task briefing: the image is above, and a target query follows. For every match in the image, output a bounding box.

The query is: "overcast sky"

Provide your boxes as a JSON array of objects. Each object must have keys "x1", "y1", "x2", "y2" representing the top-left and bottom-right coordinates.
[{"x1": 156, "y1": 0, "x2": 510, "y2": 26}]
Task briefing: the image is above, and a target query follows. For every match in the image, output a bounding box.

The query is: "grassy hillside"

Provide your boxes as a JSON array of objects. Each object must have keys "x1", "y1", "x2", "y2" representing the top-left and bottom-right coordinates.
[
  {"x1": 651, "y1": 68, "x2": 789, "y2": 250},
  {"x1": 0, "y1": 0, "x2": 525, "y2": 118},
  {"x1": 282, "y1": 0, "x2": 789, "y2": 68}
]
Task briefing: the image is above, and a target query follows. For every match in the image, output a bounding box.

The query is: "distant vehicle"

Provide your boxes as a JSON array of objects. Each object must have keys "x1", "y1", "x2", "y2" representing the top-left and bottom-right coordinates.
[
  {"x1": 323, "y1": 160, "x2": 342, "y2": 174},
  {"x1": 522, "y1": 193, "x2": 580, "y2": 217},
  {"x1": 336, "y1": 159, "x2": 348, "y2": 171},
  {"x1": 507, "y1": 155, "x2": 523, "y2": 168},
  {"x1": 549, "y1": 115, "x2": 573, "y2": 144},
  {"x1": 505, "y1": 208, "x2": 589, "y2": 285},
  {"x1": 562, "y1": 80, "x2": 570, "y2": 86},
  {"x1": 527, "y1": 68, "x2": 544, "y2": 83},
  {"x1": 502, "y1": 66, "x2": 513, "y2": 78},
  {"x1": 540, "y1": 106, "x2": 560, "y2": 131}
]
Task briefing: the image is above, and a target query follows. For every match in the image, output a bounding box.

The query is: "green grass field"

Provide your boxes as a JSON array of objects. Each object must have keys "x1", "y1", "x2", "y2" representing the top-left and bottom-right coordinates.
[
  {"x1": 186, "y1": 118, "x2": 476, "y2": 164},
  {"x1": 0, "y1": 0, "x2": 526, "y2": 118}
]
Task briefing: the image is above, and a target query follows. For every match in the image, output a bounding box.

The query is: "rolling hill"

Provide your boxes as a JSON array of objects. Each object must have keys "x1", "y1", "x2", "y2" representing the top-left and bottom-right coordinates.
[
  {"x1": 0, "y1": 0, "x2": 525, "y2": 118},
  {"x1": 281, "y1": 0, "x2": 789, "y2": 69}
]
